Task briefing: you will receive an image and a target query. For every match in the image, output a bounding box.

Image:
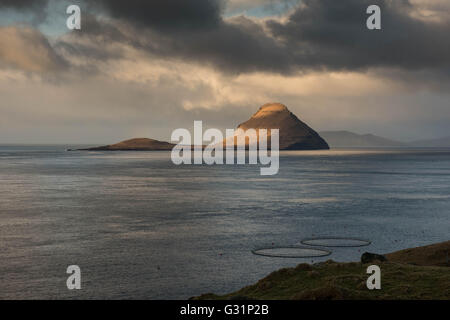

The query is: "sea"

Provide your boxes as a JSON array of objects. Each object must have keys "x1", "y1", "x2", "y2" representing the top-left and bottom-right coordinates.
[{"x1": 0, "y1": 145, "x2": 449, "y2": 299}]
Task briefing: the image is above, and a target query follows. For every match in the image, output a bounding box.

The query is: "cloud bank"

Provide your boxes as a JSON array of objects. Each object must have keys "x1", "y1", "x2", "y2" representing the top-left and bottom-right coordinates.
[{"x1": 0, "y1": 0, "x2": 449, "y2": 143}]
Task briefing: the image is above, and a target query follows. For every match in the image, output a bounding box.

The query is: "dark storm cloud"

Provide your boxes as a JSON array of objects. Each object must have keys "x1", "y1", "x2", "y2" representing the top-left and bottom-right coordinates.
[
  {"x1": 0, "y1": 0, "x2": 48, "y2": 9},
  {"x1": 68, "y1": 0, "x2": 291, "y2": 73},
  {"x1": 81, "y1": 0, "x2": 450, "y2": 74},
  {"x1": 59, "y1": 3, "x2": 291, "y2": 73},
  {"x1": 140, "y1": 16, "x2": 293, "y2": 73},
  {"x1": 55, "y1": 14, "x2": 127, "y2": 61},
  {"x1": 268, "y1": 0, "x2": 450, "y2": 71},
  {"x1": 92, "y1": 0, "x2": 223, "y2": 31},
  {"x1": 2, "y1": 0, "x2": 450, "y2": 75}
]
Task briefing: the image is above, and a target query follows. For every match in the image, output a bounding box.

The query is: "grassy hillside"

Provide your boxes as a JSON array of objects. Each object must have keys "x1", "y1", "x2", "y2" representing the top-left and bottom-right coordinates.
[{"x1": 194, "y1": 241, "x2": 450, "y2": 300}]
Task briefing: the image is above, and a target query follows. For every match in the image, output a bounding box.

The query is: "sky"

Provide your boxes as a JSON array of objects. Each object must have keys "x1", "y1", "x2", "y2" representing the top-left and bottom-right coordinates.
[{"x1": 0, "y1": 0, "x2": 449, "y2": 144}]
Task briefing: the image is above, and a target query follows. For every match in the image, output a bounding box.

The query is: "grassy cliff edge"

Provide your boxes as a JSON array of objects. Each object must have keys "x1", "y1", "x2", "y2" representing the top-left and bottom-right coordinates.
[{"x1": 194, "y1": 241, "x2": 450, "y2": 300}]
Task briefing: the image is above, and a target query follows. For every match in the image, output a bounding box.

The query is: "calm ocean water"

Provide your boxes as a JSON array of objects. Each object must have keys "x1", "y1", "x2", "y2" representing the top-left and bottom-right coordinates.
[{"x1": 0, "y1": 146, "x2": 449, "y2": 299}]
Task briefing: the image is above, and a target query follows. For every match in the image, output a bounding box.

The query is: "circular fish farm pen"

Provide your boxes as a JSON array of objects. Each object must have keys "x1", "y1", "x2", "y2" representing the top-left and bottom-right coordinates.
[
  {"x1": 252, "y1": 246, "x2": 332, "y2": 258},
  {"x1": 300, "y1": 237, "x2": 371, "y2": 248}
]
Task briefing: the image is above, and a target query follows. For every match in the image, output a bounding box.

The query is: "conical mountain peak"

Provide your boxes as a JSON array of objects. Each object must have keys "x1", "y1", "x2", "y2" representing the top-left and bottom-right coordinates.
[{"x1": 234, "y1": 103, "x2": 329, "y2": 150}]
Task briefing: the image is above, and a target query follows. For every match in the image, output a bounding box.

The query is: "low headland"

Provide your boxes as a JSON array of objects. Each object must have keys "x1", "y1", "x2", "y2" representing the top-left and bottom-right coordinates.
[
  {"x1": 75, "y1": 138, "x2": 175, "y2": 151},
  {"x1": 194, "y1": 241, "x2": 450, "y2": 300}
]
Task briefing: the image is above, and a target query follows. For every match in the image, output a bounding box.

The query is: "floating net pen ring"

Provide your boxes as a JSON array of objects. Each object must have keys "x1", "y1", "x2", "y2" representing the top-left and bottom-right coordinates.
[
  {"x1": 300, "y1": 237, "x2": 371, "y2": 248},
  {"x1": 252, "y1": 246, "x2": 332, "y2": 258}
]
